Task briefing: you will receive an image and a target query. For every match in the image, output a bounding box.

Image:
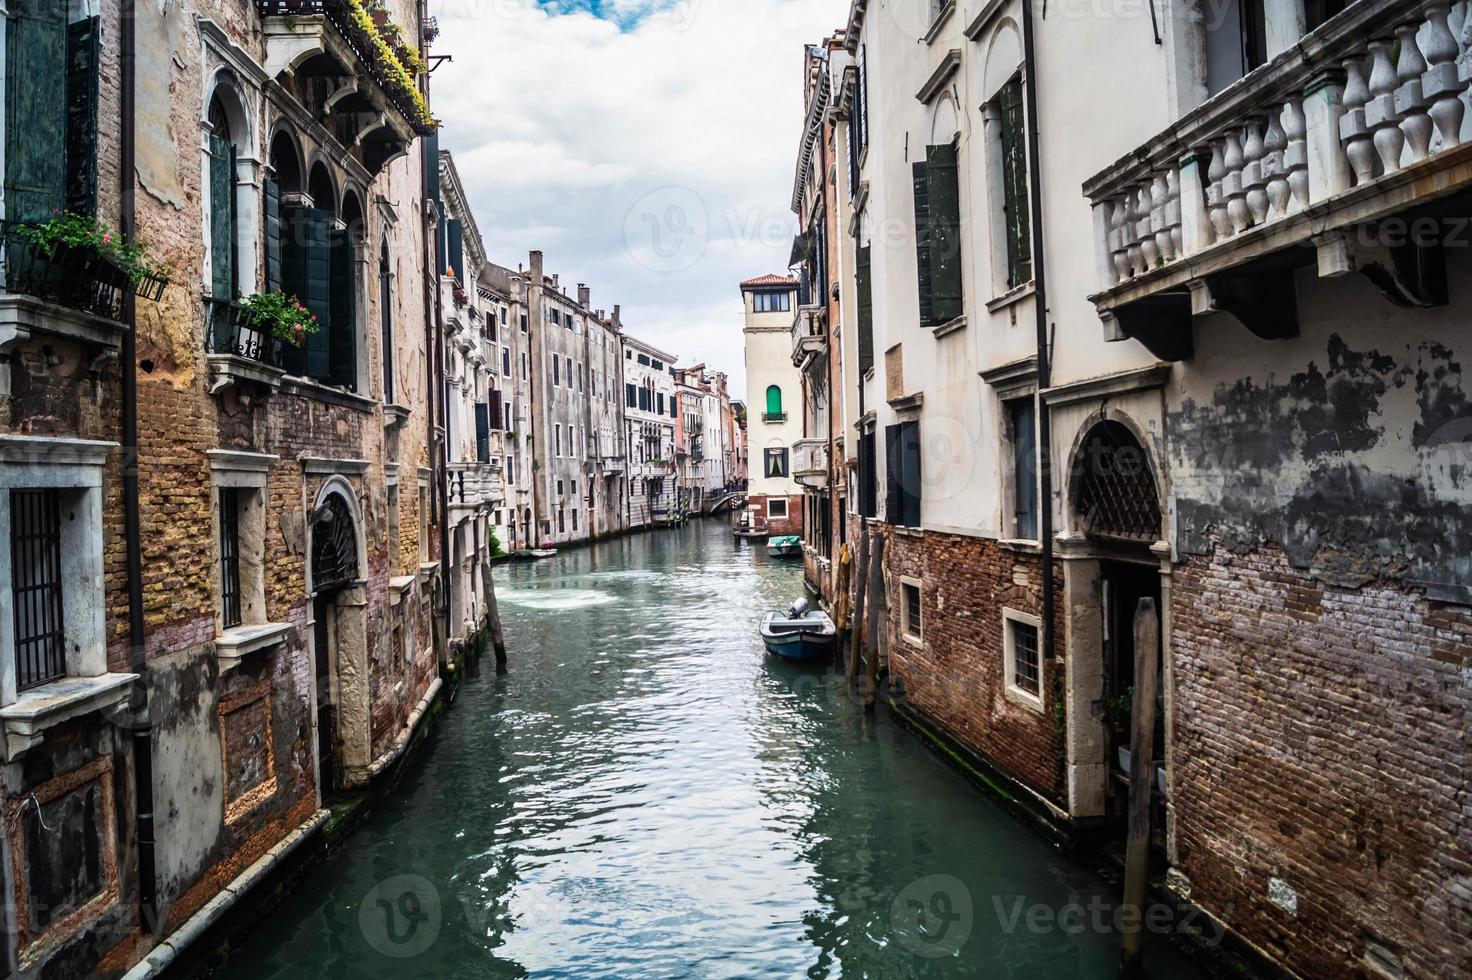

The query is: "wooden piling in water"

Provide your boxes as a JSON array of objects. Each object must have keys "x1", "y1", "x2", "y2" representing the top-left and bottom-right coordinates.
[
  {"x1": 863, "y1": 533, "x2": 886, "y2": 712},
  {"x1": 847, "y1": 528, "x2": 871, "y2": 679},
  {"x1": 1120, "y1": 597, "x2": 1159, "y2": 972}
]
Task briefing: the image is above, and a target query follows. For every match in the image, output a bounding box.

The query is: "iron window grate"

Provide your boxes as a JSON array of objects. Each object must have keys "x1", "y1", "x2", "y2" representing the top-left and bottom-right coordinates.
[
  {"x1": 1071, "y1": 421, "x2": 1162, "y2": 542},
  {"x1": 220, "y1": 488, "x2": 242, "y2": 628},
  {"x1": 11, "y1": 490, "x2": 66, "y2": 691},
  {"x1": 1012, "y1": 620, "x2": 1040, "y2": 696}
]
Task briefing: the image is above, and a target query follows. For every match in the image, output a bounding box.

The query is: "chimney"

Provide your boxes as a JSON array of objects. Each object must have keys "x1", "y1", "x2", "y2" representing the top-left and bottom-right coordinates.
[
  {"x1": 578, "y1": 283, "x2": 591, "y2": 308},
  {"x1": 529, "y1": 251, "x2": 543, "y2": 282},
  {"x1": 612, "y1": 304, "x2": 621, "y2": 328}
]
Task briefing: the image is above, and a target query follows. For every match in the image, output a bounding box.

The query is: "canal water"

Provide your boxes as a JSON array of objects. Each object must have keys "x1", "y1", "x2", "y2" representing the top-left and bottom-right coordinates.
[{"x1": 218, "y1": 520, "x2": 1208, "y2": 979}]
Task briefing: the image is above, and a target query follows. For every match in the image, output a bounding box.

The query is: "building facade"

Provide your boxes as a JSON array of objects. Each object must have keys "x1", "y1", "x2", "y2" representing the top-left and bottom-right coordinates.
[
  {"x1": 741, "y1": 275, "x2": 804, "y2": 536},
  {"x1": 0, "y1": 0, "x2": 451, "y2": 973},
  {"x1": 622, "y1": 334, "x2": 680, "y2": 529},
  {"x1": 820, "y1": 0, "x2": 1472, "y2": 976}
]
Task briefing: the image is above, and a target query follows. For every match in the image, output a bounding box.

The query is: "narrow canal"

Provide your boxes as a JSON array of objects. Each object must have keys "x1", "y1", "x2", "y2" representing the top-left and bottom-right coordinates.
[{"x1": 218, "y1": 520, "x2": 1207, "y2": 978}]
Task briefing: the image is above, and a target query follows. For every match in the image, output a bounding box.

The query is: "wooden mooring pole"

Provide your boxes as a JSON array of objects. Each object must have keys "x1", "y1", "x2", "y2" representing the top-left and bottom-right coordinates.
[
  {"x1": 487, "y1": 566, "x2": 509, "y2": 670},
  {"x1": 862, "y1": 533, "x2": 886, "y2": 712},
  {"x1": 1121, "y1": 597, "x2": 1159, "y2": 972},
  {"x1": 847, "y1": 528, "x2": 871, "y2": 679}
]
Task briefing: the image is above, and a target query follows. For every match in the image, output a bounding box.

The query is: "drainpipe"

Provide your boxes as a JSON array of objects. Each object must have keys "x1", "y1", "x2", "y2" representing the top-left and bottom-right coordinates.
[
  {"x1": 119, "y1": 0, "x2": 158, "y2": 934},
  {"x1": 1020, "y1": 0, "x2": 1056, "y2": 664}
]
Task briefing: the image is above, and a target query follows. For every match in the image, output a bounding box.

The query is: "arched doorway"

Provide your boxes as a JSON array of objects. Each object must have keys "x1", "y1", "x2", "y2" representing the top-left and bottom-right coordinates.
[
  {"x1": 309, "y1": 489, "x2": 362, "y2": 796},
  {"x1": 1064, "y1": 417, "x2": 1165, "y2": 829}
]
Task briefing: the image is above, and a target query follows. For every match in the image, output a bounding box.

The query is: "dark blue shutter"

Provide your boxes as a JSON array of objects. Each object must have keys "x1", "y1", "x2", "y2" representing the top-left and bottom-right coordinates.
[
  {"x1": 65, "y1": 17, "x2": 100, "y2": 215},
  {"x1": 423, "y1": 133, "x2": 440, "y2": 202},
  {"x1": 328, "y1": 227, "x2": 356, "y2": 388},
  {"x1": 912, "y1": 161, "x2": 932, "y2": 328},
  {"x1": 856, "y1": 246, "x2": 873, "y2": 375},
  {"x1": 926, "y1": 143, "x2": 963, "y2": 324},
  {"x1": 263, "y1": 178, "x2": 282, "y2": 293},
  {"x1": 885, "y1": 424, "x2": 902, "y2": 523},
  {"x1": 208, "y1": 133, "x2": 235, "y2": 299},
  {"x1": 474, "y1": 403, "x2": 490, "y2": 462},
  {"x1": 5, "y1": 0, "x2": 67, "y2": 225}
]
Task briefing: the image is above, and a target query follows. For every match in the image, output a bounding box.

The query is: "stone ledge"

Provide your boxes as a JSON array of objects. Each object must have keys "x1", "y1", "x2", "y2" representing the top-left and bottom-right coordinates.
[
  {"x1": 0, "y1": 673, "x2": 138, "y2": 761},
  {"x1": 215, "y1": 623, "x2": 293, "y2": 674},
  {"x1": 207, "y1": 353, "x2": 285, "y2": 397},
  {"x1": 0, "y1": 293, "x2": 127, "y2": 352}
]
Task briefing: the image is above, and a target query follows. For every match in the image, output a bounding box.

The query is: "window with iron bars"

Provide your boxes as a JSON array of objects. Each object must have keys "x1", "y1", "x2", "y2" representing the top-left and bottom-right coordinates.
[
  {"x1": 220, "y1": 487, "x2": 242, "y2": 628},
  {"x1": 11, "y1": 489, "x2": 66, "y2": 691}
]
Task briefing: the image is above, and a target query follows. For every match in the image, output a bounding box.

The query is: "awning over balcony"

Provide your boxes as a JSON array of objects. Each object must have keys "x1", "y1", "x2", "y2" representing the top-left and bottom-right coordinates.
[
  {"x1": 1083, "y1": 0, "x2": 1465, "y2": 361},
  {"x1": 259, "y1": 0, "x2": 435, "y2": 174}
]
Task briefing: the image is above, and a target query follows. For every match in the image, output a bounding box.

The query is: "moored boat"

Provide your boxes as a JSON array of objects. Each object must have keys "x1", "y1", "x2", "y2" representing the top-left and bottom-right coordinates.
[
  {"x1": 760, "y1": 598, "x2": 837, "y2": 663},
  {"x1": 766, "y1": 534, "x2": 802, "y2": 558}
]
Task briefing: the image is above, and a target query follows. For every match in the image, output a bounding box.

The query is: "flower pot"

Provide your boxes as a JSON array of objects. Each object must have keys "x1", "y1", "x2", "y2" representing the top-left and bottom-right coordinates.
[{"x1": 1117, "y1": 746, "x2": 1132, "y2": 772}]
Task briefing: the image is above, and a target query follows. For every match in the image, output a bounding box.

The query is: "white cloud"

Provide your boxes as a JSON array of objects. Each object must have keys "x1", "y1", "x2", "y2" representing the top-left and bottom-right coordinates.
[{"x1": 427, "y1": 0, "x2": 841, "y2": 395}]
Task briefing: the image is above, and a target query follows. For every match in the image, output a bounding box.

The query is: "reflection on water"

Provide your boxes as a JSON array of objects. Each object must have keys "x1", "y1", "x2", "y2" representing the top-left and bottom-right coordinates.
[{"x1": 216, "y1": 522, "x2": 1207, "y2": 979}]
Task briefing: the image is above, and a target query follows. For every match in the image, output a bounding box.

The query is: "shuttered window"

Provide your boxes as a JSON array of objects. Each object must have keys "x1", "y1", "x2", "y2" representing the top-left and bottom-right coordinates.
[
  {"x1": 328, "y1": 227, "x2": 357, "y2": 388},
  {"x1": 263, "y1": 178, "x2": 283, "y2": 294},
  {"x1": 857, "y1": 429, "x2": 877, "y2": 518},
  {"x1": 1008, "y1": 397, "x2": 1039, "y2": 540},
  {"x1": 280, "y1": 207, "x2": 332, "y2": 379},
  {"x1": 997, "y1": 74, "x2": 1032, "y2": 289},
  {"x1": 855, "y1": 246, "x2": 873, "y2": 376},
  {"x1": 447, "y1": 218, "x2": 464, "y2": 281},
  {"x1": 208, "y1": 131, "x2": 237, "y2": 300},
  {"x1": 474, "y1": 403, "x2": 490, "y2": 463},
  {"x1": 380, "y1": 247, "x2": 395, "y2": 403},
  {"x1": 912, "y1": 162, "x2": 932, "y2": 328},
  {"x1": 626, "y1": 382, "x2": 637, "y2": 408},
  {"x1": 884, "y1": 421, "x2": 921, "y2": 528},
  {"x1": 65, "y1": 17, "x2": 100, "y2": 215},
  {"x1": 857, "y1": 45, "x2": 869, "y2": 151},
  {"x1": 5, "y1": 0, "x2": 68, "y2": 225},
  {"x1": 928, "y1": 143, "x2": 963, "y2": 324}
]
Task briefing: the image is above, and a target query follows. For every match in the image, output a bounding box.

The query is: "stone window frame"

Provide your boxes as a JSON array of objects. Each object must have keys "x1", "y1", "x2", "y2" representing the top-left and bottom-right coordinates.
[
  {"x1": 200, "y1": 29, "x2": 267, "y2": 302},
  {"x1": 5, "y1": 755, "x2": 119, "y2": 968},
  {"x1": 767, "y1": 498, "x2": 789, "y2": 519},
  {"x1": 0, "y1": 436, "x2": 130, "y2": 708},
  {"x1": 981, "y1": 356, "x2": 1040, "y2": 545},
  {"x1": 900, "y1": 576, "x2": 924, "y2": 647},
  {"x1": 219, "y1": 678, "x2": 277, "y2": 826},
  {"x1": 1002, "y1": 606, "x2": 1045, "y2": 714},
  {"x1": 208, "y1": 451, "x2": 291, "y2": 673}
]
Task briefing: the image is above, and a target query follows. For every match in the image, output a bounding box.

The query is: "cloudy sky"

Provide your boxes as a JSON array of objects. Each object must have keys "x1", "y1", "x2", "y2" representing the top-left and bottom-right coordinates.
[{"x1": 426, "y1": 0, "x2": 842, "y2": 396}]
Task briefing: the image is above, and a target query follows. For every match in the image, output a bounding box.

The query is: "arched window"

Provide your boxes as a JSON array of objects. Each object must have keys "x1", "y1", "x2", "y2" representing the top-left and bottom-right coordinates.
[
  {"x1": 379, "y1": 239, "x2": 394, "y2": 404},
  {"x1": 278, "y1": 157, "x2": 356, "y2": 389},
  {"x1": 310, "y1": 492, "x2": 359, "y2": 594},
  {"x1": 206, "y1": 95, "x2": 238, "y2": 301},
  {"x1": 1069, "y1": 420, "x2": 1161, "y2": 543},
  {"x1": 765, "y1": 385, "x2": 783, "y2": 418}
]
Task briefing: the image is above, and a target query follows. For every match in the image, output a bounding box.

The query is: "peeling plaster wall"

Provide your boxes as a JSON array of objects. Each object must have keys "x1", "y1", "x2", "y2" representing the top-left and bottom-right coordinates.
[{"x1": 1168, "y1": 257, "x2": 1472, "y2": 602}]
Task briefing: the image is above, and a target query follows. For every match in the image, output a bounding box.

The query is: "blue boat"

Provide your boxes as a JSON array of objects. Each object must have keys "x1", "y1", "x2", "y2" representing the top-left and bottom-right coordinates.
[
  {"x1": 760, "y1": 599, "x2": 837, "y2": 663},
  {"x1": 766, "y1": 534, "x2": 802, "y2": 558}
]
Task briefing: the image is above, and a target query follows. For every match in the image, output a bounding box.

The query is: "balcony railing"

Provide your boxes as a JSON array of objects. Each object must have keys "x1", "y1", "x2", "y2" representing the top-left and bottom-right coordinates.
[
  {"x1": 448, "y1": 462, "x2": 504, "y2": 514},
  {"x1": 792, "y1": 438, "x2": 829, "y2": 489},
  {"x1": 206, "y1": 298, "x2": 283, "y2": 367},
  {"x1": 790, "y1": 303, "x2": 826, "y2": 368},
  {"x1": 4, "y1": 236, "x2": 128, "y2": 323},
  {"x1": 1083, "y1": 0, "x2": 1469, "y2": 360}
]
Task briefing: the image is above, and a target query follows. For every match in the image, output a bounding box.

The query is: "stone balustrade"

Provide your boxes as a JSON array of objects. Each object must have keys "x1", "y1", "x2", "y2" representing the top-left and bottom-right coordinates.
[{"x1": 1085, "y1": 0, "x2": 1469, "y2": 293}]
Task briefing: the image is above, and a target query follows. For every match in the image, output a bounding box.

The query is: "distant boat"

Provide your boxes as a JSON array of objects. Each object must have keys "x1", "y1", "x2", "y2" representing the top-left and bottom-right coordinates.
[
  {"x1": 766, "y1": 535, "x2": 802, "y2": 558},
  {"x1": 760, "y1": 598, "x2": 837, "y2": 663},
  {"x1": 733, "y1": 517, "x2": 768, "y2": 540},
  {"x1": 514, "y1": 548, "x2": 558, "y2": 560}
]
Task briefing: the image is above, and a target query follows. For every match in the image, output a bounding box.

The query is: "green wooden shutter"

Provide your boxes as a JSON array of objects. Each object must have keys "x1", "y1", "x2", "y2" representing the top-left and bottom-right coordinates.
[
  {"x1": 884, "y1": 424, "x2": 902, "y2": 522},
  {"x1": 765, "y1": 385, "x2": 782, "y2": 416},
  {"x1": 912, "y1": 161, "x2": 932, "y2": 328},
  {"x1": 328, "y1": 226, "x2": 356, "y2": 388},
  {"x1": 999, "y1": 75, "x2": 1033, "y2": 288},
  {"x1": 278, "y1": 206, "x2": 305, "y2": 375},
  {"x1": 282, "y1": 207, "x2": 331, "y2": 379},
  {"x1": 856, "y1": 246, "x2": 873, "y2": 375},
  {"x1": 447, "y1": 218, "x2": 464, "y2": 281},
  {"x1": 901, "y1": 420, "x2": 923, "y2": 528},
  {"x1": 474, "y1": 403, "x2": 490, "y2": 462},
  {"x1": 926, "y1": 142, "x2": 963, "y2": 324},
  {"x1": 65, "y1": 17, "x2": 100, "y2": 215},
  {"x1": 423, "y1": 132, "x2": 440, "y2": 203},
  {"x1": 208, "y1": 133, "x2": 235, "y2": 299},
  {"x1": 5, "y1": 0, "x2": 67, "y2": 225},
  {"x1": 263, "y1": 178, "x2": 282, "y2": 294}
]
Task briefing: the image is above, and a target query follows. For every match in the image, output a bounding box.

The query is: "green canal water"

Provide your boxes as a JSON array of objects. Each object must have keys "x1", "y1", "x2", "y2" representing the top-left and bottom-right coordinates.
[{"x1": 217, "y1": 520, "x2": 1209, "y2": 978}]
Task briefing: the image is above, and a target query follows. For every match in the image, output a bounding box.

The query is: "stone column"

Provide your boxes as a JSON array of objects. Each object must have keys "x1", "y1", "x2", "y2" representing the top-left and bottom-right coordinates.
[{"x1": 1304, "y1": 69, "x2": 1351, "y2": 202}]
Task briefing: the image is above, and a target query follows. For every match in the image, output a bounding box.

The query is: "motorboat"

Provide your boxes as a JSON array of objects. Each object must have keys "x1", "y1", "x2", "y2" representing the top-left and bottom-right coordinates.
[
  {"x1": 766, "y1": 535, "x2": 802, "y2": 558},
  {"x1": 733, "y1": 515, "x2": 768, "y2": 540},
  {"x1": 760, "y1": 598, "x2": 837, "y2": 663}
]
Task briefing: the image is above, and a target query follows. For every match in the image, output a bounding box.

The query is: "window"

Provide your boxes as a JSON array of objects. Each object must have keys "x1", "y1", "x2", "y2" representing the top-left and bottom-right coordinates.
[
  {"x1": 1007, "y1": 397, "x2": 1038, "y2": 540},
  {"x1": 994, "y1": 73, "x2": 1032, "y2": 290},
  {"x1": 379, "y1": 243, "x2": 395, "y2": 402},
  {"x1": 279, "y1": 206, "x2": 357, "y2": 388},
  {"x1": 638, "y1": 353, "x2": 651, "y2": 366},
  {"x1": 572, "y1": 509, "x2": 579, "y2": 531},
  {"x1": 207, "y1": 96, "x2": 239, "y2": 301},
  {"x1": 1204, "y1": 0, "x2": 1267, "y2": 95},
  {"x1": 856, "y1": 246, "x2": 874, "y2": 376},
  {"x1": 626, "y1": 382, "x2": 637, "y2": 408},
  {"x1": 764, "y1": 385, "x2": 784, "y2": 420},
  {"x1": 219, "y1": 488, "x2": 242, "y2": 628},
  {"x1": 1004, "y1": 611, "x2": 1043, "y2": 710},
  {"x1": 11, "y1": 490, "x2": 65, "y2": 691},
  {"x1": 912, "y1": 141, "x2": 963, "y2": 328},
  {"x1": 555, "y1": 426, "x2": 562, "y2": 457},
  {"x1": 558, "y1": 509, "x2": 565, "y2": 533},
  {"x1": 901, "y1": 578, "x2": 922, "y2": 645},
  {"x1": 502, "y1": 346, "x2": 511, "y2": 377},
  {"x1": 885, "y1": 421, "x2": 922, "y2": 528},
  {"x1": 764, "y1": 448, "x2": 789, "y2": 479},
  {"x1": 557, "y1": 479, "x2": 565, "y2": 496},
  {"x1": 657, "y1": 392, "x2": 665, "y2": 415},
  {"x1": 651, "y1": 359, "x2": 664, "y2": 372},
  {"x1": 751, "y1": 291, "x2": 792, "y2": 313},
  {"x1": 857, "y1": 429, "x2": 878, "y2": 518},
  {"x1": 767, "y1": 498, "x2": 789, "y2": 519},
  {"x1": 552, "y1": 354, "x2": 561, "y2": 387}
]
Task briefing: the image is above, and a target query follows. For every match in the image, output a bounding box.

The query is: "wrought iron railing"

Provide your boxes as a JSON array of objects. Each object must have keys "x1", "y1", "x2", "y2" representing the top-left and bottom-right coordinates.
[
  {"x1": 206, "y1": 298, "x2": 283, "y2": 367},
  {"x1": 3, "y1": 235, "x2": 128, "y2": 322}
]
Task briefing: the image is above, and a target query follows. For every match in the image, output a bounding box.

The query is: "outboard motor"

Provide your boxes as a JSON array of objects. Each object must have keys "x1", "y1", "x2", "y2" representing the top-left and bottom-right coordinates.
[{"x1": 787, "y1": 597, "x2": 810, "y2": 619}]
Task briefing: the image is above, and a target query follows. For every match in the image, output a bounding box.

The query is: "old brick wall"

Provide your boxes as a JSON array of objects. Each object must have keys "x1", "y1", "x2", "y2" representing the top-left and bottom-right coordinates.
[
  {"x1": 1171, "y1": 541, "x2": 1471, "y2": 978},
  {"x1": 877, "y1": 526, "x2": 1067, "y2": 808}
]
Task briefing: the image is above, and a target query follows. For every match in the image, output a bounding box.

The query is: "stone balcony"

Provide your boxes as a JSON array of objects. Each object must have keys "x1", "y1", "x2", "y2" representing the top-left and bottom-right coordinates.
[
  {"x1": 792, "y1": 438, "x2": 830, "y2": 490},
  {"x1": 257, "y1": 0, "x2": 434, "y2": 174},
  {"x1": 447, "y1": 461, "x2": 503, "y2": 520},
  {"x1": 1083, "y1": 0, "x2": 1470, "y2": 361},
  {"x1": 790, "y1": 303, "x2": 827, "y2": 369}
]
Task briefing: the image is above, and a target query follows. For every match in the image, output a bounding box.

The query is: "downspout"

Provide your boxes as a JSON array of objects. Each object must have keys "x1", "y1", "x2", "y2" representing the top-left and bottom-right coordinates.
[
  {"x1": 119, "y1": 0, "x2": 158, "y2": 933},
  {"x1": 1020, "y1": 0, "x2": 1056, "y2": 664}
]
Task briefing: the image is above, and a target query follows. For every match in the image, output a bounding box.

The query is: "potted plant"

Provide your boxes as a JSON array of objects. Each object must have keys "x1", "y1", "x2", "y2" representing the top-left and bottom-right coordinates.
[
  {"x1": 242, "y1": 291, "x2": 319, "y2": 362},
  {"x1": 11, "y1": 210, "x2": 170, "y2": 316},
  {"x1": 1105, "y1": 688, "x2": 1133, "y2": 771},
  {"x1": 364, "y1": 0, "x2": 389, "y2": 29}
]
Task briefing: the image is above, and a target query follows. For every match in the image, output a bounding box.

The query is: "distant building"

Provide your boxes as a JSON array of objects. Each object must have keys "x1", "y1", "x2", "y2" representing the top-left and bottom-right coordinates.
[
  {"x1": 741, "y1": 274, "x2": 803, "y2": 535},
  {"x1": 622, "y1": 333, "x2": 679, "y2": 528}
]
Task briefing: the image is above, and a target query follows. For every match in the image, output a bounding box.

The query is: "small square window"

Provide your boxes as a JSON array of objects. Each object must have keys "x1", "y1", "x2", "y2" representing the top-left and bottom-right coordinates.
[
  {"x1": 1003, "y1": 610, "x2": 1044, "y2": 711},
  {"x1": 767, "y1": 498, "x2": 788, "y2": 519},
  {"x1": 901, "y1": 578, "x2": 922, "y2": 645}
]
